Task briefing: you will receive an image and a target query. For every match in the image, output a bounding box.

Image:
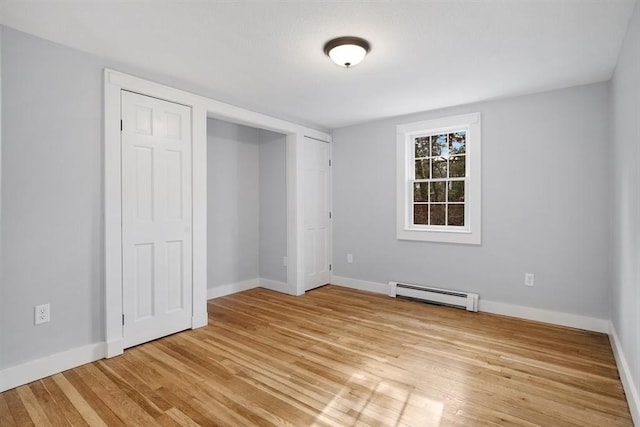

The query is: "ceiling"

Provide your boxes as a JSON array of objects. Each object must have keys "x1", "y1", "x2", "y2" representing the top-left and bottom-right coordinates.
[{"x1": 0, "y1": 0, "x2": 636, "y2": 131}]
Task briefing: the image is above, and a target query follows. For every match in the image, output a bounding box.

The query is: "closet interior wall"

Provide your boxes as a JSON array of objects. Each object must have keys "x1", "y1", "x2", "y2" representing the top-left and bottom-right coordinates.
[{"x1": 206, "y1": 118, "x2": 287, "y2": 294}]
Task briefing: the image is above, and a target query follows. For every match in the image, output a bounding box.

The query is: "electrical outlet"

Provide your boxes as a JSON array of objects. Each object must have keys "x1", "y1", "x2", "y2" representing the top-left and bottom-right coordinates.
[
  {"x1": 35, "y1": 303, "x2": 50, "y2": 325},
  {"x1": 282, "y1": 256, "x2": 288, "y2": 267},
  {"x1": 347, "y1": 253, "x2": 353, "y2": 264},
  {"x1": 525, "y1": 273, "x2": 535, "y2": 287}
]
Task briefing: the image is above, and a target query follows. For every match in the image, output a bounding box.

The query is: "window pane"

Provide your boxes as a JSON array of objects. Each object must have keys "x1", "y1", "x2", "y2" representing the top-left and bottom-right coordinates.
[
  {"x1": 414, "y1": 183, "x2": 429, "y2": 202},
  {"x1": 430, "y1": 204, "x2": 446, "y2": 225},
  {"x1": 449, "y1": 155, "x2": 465, "y2": 178},
  {"x1": 448, "y1": 181, "x2": 465, "y2": 202},
  {"x1": 431, "y1": 182, "x2": 446, "y2": 202},
  {"x1": 450, "y1": 131, "x2": 466, "y2": 155},
  {"x1": 414, "y1": 159, "x2": 430, "y2": 179},
  {"x1": 448, "y1": 204, "x2": 465, "y2": 226},
  {"x1": 432, "y1": 158, "x2": 447, "y2": 179},
  {"x1": 414, "y1": 136, "x2": 430, "y2": 158},
  {"x1": 414, "y1": 204, "x2": 429, "y2": 225},
  {"x1": 431, "y1": 134, "x2": 448, "y2": 157}
]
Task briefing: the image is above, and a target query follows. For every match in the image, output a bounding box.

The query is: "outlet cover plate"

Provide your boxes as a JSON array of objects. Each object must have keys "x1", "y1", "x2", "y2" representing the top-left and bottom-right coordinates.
[
  {"x1": 525, "y1": 273, "x2": 535, "y2": 287},
  {"x1": 35, "y1": 303, "x2": 50, "y2": 325}
]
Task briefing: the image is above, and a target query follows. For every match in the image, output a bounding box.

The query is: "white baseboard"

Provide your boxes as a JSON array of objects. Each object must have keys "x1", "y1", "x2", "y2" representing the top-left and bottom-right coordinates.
[
  {"x1": 331, "y1": 276, "x2": 609, "y2": 333},
  {"x1": 609, "y1": 322, "x2": 640, "y2": 425},
  {"x1": 207, "y1": 279, "x2": 259, "y2": 300},
  {"x1": 259, "y1": 277, "x2": 291, "y2": 294},
  {"x1": 331, "y1": 275, "x2": 389, "y2": 295},
  {"x1": 0, "y1": 343, "x2": 106, "y2": 393},
  {"x1": 207, "y1": 278, "x2": 296, "y2": 300},
  {"x1": 479, "y1": 300, "x2": 609, "y2": 333}
]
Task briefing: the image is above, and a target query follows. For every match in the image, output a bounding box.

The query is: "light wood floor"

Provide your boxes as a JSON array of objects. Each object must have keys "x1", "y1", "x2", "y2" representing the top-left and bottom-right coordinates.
[{"x1": 0, "y1": 285, "x2": 633, "y2": 426}]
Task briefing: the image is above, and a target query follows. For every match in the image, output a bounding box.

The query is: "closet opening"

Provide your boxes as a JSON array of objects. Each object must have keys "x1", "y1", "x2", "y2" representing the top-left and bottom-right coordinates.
[{"x1": 206, "y1": 118, "x2": 288, "y2": 298}]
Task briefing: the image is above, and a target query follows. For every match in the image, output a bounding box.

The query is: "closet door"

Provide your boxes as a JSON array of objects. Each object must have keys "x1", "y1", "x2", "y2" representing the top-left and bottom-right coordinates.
[
  {"x1": 121, "y1": 90, "x2": 193, "y2": 348},
  {"x1": 303, "y1": 137, "x2": 331, "y2": 291}
]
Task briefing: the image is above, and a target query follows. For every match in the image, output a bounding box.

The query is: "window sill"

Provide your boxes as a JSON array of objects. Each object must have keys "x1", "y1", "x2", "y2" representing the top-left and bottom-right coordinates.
[{"x1": 397, "y1": 227, "x2": 481, "y2": 245}]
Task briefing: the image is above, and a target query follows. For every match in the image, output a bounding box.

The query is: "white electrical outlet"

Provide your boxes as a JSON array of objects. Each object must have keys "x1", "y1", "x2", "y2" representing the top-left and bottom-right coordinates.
[
  {"x1": 347, "y1": 253, "x2": 353, "y2": 264},
  {"x1": 35, "y1": 303, "x2": 50, "y2": 325},
  {"x1": 525, "y1": 273, "x2": 535, "y2": 287}
]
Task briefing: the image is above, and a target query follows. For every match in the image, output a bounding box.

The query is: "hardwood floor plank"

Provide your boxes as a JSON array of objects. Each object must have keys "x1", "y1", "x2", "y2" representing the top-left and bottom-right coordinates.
[
  {"x1": 0, "y1": 391, "x2": 19, "y2": 426},
  {"x1": 3, "y1": 389, "x2": 34, "y2": 426},
  {"x1": 27, "y1": 381, "x2": 71, "y2": 426},
  {"x1": 101, "y1": 357, "x2": 174, "y2": 412},
  {"x1": 75, "y1": 363, "x2": 162, "y2": 426},
  {"x1": 51, "y1": 373, "x2": 108, "y2": 427},
  {"x1": 153, "y1": 412, "x2": 184, "y2": 427},
  {"x1": 164, "y1": 407, "x2": 202, "y2": 427},
  {"x1": 94, "y1": 360, "x2": 165, "y2": 418},
  {"x1": 155, "y1": 385, "x2": 256, "y2": 427},
  {"x1": 0, "y1": 285, "x2": 632, "y2": 426},
  {"x1": 63, "y1": 369, "x2": 127, "y2": 426},
  {"x1": 40, "y1": 376, "x2": 89, "y2": 426},
  {"x1": 15, "y1": 385, "x2": 51, "y2": 426}
]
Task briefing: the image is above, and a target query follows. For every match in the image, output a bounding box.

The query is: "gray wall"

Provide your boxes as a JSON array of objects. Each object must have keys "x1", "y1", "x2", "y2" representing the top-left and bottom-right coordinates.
[
  {"x1": 207, "y1": 119, "x2": 260, "y2": 288},
  {"x1": 611, "y1": 0, "x2": 640, "y2": 410},
  {"x1": 332, "y1": 83, "x2": 611, "y2": 319},
  {"x1": 1, "y1": 26, "x2": 105, "y2": 369},
  {"x1": 258, "y1": 130, "x2": 287, "y2": 284},
  {"x1": 206, "y1": 121, "x2": 287, "y2": 290}
]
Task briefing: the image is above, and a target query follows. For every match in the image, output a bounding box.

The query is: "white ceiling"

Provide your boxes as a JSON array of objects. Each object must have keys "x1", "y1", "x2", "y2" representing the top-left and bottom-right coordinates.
[{"x1": 0, "y1": 0, "x2": 636, "y2": 131}]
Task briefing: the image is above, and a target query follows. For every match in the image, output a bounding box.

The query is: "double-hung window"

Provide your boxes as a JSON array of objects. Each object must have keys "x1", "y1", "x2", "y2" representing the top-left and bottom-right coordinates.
[{"x1": 396, "y1": 113, "x2": 481, "y2": 244}]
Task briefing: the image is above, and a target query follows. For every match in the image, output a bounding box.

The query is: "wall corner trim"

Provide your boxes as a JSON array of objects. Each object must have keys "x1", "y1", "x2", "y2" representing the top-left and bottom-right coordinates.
[
  {"x1": 0, "y1": 343, "x2": 106, "y2": 393},
  {"x1": 105, "y1": 339, "x2": 124, "y2": 358},
  {"x1": 192, "y1": 312, "x2": 208, "y2": 329},
  {"x1": 609, "y1": 322, "x2": 640, "y2": 425}
]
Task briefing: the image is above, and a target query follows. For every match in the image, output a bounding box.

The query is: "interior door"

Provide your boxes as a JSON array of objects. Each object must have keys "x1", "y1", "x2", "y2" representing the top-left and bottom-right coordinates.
[
  {"x1": 303, "y1": 137, "x2": 331, "y2": 291},
  {"x1": 121, "y1": 90, "x2": 193, "y2": 349}
]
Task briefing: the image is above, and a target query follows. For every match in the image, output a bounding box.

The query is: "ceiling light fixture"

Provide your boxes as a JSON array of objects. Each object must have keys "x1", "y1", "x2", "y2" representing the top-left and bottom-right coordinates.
[{"x1": 324, "y1": 36, "x2": 370, "y2": 68}]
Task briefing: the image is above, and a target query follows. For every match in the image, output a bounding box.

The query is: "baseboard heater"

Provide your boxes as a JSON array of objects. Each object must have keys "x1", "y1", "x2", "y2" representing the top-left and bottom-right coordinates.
[{"x1": 388, "y1": 281, "x2": 479, "y2": 312}]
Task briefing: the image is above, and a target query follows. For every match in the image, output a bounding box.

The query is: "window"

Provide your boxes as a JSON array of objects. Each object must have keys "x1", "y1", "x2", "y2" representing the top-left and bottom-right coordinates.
[{"x1": 396, "y1": 113, "x2": 481, "y2": 244}]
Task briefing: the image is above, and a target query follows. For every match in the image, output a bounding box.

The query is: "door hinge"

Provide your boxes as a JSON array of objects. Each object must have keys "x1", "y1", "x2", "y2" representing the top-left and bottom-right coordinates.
[
  {"x1": 329, "y1": 211, "x2": 332, "y2": 219},
  {"x1": 122, "y1": 314, "x2": 125, "y2": 325},
  {"x1": 329, "y1": 264, "x2": 332, "y2": 271},
  {"x1": 120, "y1": 120, "x2": 123, "y2": 131},
  {"x1": 329, "y1": 159, "x2": 332, "y2": 166}
]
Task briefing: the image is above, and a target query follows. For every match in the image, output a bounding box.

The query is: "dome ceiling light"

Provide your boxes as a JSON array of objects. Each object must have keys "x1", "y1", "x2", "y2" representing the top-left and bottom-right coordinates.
[{"x1": 324, "y1": 36, "x2": 370, "y2": 68}]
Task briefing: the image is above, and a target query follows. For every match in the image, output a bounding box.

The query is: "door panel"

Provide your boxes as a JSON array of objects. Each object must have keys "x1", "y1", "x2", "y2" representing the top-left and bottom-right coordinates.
[
  {"x1": 303, "y1": 137, "x2": 331, "y2": 291},
  {"x1": 121, "y1": 90, "x2": 192, "y2": 349},
  {"x1": 134, "y1": 243, "x2": 154, "y2": 319},
  {"x1": 166, "y1": 150, "x2": 183, "y2": 220},
  {"x1": 166, "y1": 240, "x2": 184, "y2": 312}
]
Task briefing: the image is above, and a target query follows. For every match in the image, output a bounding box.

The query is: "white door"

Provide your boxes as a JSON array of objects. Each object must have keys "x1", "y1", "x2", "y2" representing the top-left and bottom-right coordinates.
[
  {"x1": 303, "y1": 137, "x2": 331, "y2": 291},
  {"x1": 121, "y1": 91, "x2": 193, "y2": 349}
]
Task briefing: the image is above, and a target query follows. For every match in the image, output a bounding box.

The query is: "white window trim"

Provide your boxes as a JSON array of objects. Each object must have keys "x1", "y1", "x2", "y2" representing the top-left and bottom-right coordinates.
[{"x1": 396, "y1": 112, "x2": 481, "y2": 245}]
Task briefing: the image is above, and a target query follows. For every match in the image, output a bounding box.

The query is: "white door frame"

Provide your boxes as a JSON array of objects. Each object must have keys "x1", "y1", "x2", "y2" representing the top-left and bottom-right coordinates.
[{"x1": 104, "y1": 69, "x2": 332, "y2": 357}]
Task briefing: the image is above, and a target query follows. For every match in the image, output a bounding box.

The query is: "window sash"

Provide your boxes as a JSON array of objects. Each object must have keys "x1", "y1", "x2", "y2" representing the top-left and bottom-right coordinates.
[{"x1": 408, "y1": 130, "x2": 469, "y2": 230}]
